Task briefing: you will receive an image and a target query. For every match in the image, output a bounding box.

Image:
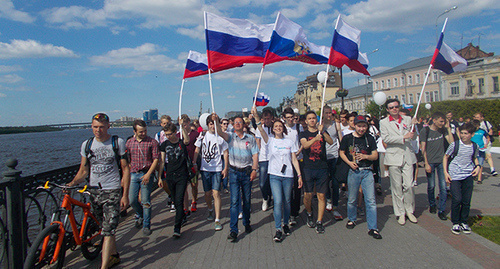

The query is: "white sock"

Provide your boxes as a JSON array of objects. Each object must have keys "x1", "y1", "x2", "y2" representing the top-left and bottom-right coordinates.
[{"x1": 215, "y1": 218, "x2": 220, "y2": 222}]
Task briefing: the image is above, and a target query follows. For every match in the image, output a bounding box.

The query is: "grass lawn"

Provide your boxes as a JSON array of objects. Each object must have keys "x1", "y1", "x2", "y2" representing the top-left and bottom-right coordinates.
[
  {"x1": 468, "y1": 215, "x2": 500, "y2": 245},
  {"x1": 492, "y1": 139, "x2": 500, "y2": 147}
]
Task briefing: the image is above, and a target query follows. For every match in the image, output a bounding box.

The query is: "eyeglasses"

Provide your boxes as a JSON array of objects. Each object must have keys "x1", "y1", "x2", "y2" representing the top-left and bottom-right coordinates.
[
  {"x1": 164, "y1": 132, "x2": 174, "y2": 136},
  {"x1": 222, "y1": 122, "x2": 229, "y2": 125},
  {"x1": 92, "y1": 113, "x2": 109, "y2": 121},
  {"x1": 388, "y1": 105, "x2": 400, "y2": 110}
]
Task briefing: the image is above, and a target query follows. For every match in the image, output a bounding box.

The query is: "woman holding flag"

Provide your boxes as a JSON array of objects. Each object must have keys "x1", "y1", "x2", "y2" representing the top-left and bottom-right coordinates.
[{"x1": 252, "y1": 107, "x2": 302, "y2": 242}]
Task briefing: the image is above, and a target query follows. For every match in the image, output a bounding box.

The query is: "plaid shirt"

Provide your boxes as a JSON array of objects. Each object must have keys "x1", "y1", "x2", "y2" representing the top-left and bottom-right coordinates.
[{"x1": 126, "y1": 136, "x2": 159, "y2": 173}]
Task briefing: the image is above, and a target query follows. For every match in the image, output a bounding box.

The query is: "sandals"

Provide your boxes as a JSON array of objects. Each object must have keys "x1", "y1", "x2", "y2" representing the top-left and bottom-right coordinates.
[
  {"x1": 346, "y1": 221, "x2": 356, "y2": 229},
  {"x1": 368, "y1": 229, "x2": 383, "y2": 239}
]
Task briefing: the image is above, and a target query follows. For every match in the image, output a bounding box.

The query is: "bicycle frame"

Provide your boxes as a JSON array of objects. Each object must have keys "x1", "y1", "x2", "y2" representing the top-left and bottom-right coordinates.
[{"x1": 42, "y1": 192, "x2": 101, "y2": 264}]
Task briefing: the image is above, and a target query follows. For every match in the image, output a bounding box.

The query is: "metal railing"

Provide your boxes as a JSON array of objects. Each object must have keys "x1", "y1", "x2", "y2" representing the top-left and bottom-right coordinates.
[{"x1": 0, "y1": 159, "x2": 79, "y2": 268}]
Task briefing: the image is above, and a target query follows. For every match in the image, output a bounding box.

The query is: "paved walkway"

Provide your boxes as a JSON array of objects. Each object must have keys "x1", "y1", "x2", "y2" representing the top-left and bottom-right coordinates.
[{"x1": 65, "y1": 154, "x2": 500, "y2": 269}]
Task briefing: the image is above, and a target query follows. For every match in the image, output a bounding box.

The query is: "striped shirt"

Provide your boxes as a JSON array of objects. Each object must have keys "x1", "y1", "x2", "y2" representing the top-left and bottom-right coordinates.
[
  {"x1": 446, "y1": 141, "x2": 478, "y2": 181},
  {"x1": 227, "y1": 132, "x2": 259, "y2": 169}
]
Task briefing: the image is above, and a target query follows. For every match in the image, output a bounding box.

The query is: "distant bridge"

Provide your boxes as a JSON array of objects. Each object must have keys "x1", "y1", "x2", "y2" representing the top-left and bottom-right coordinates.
[{"x1": 44, "y1": 120, "x2": 164, "y2": 129}]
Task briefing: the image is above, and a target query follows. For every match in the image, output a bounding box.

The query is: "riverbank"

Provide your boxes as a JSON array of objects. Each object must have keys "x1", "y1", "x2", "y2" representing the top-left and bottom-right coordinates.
[{"x1": 0, "y1": 126, "x2": 62, "y2": 135}]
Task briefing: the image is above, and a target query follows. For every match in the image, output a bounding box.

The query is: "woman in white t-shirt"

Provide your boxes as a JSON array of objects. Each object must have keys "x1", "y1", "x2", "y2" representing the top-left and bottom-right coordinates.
[{"x1": 252, "y1": 107, "x2": 302, "y2": 242}]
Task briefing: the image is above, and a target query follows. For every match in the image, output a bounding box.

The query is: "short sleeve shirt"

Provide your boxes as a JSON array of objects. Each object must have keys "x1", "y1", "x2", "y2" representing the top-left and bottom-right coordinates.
[
  {"x1": 339, "y1": 133, "x2": 377, "y2": 168},
  {"x1": 194, "y1": 132, "x2": 228, "y2": 172},
  {"x1": 255, "y1": 125, "x2": 274, "y2": 162},
  {"x1": 160, "y1": 140, "x2": 188, "y2": 175},
  {"x1": 299, "y1": 129, "x2": 328, "y2": 170},
  {"x1": 266, "y1": 137, "x2": 298, "y2": 178},
  {"x1": 80, "y1": 136, "x2": 126, "y2": 190},
  {"x1": 227, "y1": 132, "x2": 259, "y2": 169},
  {"x1": 446, "y1": 141, "x2": 478, "y2": 181},
  {"x1": 325, "y1": 122, "x2": 339, "y2": 159},
  {"x1": 420, "y1": 127, "x2": 447, "y2": 164}
]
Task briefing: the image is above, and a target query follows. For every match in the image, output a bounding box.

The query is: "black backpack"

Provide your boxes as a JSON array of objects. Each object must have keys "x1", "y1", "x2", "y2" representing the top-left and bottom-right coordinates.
[
  {"x1": 447, "y1": 141, "x2": 478, "y2": 170},
  {"x1": 423, "y1": 126, "x2": 457, "y2": 152}
]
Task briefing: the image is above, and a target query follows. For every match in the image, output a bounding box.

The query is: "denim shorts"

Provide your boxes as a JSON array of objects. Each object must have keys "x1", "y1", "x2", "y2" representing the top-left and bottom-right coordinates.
[
  {"x1": 201, "y1": 171, "x2": 222, "y2": 192},
  {"x1": 89, "y1": 189, "x2": 121, "y2": 236},
  {"x1": 303, "y1": 168, "x2": 328, "y2": 193},
  {"x1": 477, "y1": 151, "x2": 486, "y2": 166}
]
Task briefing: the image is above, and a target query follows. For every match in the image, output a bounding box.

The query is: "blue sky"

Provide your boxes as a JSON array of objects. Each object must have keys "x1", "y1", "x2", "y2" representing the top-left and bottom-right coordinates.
[{"x1": 0, "y1": 0, "x2": 498, "y2": 126}]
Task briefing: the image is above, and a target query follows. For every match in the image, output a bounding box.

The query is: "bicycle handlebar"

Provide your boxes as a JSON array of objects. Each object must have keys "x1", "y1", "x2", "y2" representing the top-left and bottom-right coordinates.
[{"x1": 39, "y1": 181, "x2": 101, "y2": 193}]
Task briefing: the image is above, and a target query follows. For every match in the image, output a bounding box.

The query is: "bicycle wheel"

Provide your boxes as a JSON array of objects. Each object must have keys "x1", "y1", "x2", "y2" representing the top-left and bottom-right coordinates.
[
  {"x1": 24, "y1": 195, "x2": 45, "y2": 246},
  {"x1": 24, "y1": 224, "x2": 66, "y2": 269},
  {"x1": 81, "y1": 216, "x2": 103, "y2": 260},
  {"x1": 31, "y1": 189, "x2": 59, "y2": 226}
]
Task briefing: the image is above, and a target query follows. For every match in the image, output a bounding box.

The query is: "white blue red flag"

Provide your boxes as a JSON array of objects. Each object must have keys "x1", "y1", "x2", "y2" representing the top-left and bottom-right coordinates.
[
  {"x1": 328, "y1": 15, "x2": 370, "y2": 76},
  {"x1": 264, "y1": 12, "x2": 329, "y2": 66},
  {"x1": 204, "y1": 12, "x2": 274, "y2": 72},
  {"x1": 430, "y1": 33, "x2": 467, "y2": 74},
  {"x1": 254, "y1": 92, "x2": 270, "y2": 107},
  {"x1": 183, "y1": 50, "x2": 208, "y2": 79}
]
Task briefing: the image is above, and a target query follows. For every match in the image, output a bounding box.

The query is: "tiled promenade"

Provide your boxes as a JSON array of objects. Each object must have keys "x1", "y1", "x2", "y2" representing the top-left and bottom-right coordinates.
[{"x1": 65, "y1": 154, "x2": 500, "y2": 269}]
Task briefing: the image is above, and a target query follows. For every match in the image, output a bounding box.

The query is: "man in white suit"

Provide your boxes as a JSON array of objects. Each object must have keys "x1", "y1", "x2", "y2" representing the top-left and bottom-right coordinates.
[{"x1": 380, "y1": 99, "x2": 418, "y2": 225}]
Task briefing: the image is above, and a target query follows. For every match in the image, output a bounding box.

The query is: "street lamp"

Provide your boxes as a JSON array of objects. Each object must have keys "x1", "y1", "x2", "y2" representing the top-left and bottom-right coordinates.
[
  {"x1": 435, "y1": 6, "x2": 457, "y2": 41},
  {"x1": 365, "y1": 48, "x2": 379, "y2": 84}
]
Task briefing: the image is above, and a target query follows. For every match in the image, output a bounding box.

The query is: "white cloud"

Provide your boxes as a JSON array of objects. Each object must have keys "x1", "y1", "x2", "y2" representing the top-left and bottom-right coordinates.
[
  {"x1": 0, "y1": 40, "x2": 78, "y2": 59},
  {"x1": 176, "y1": 25, "x2": 204, "y2": 40},
  {"x1": 89, "y1": 43, "x2": 182, "y2": 73},
  {"x1": 42, "y1": 0, "x2": 205, "y2": 30},
  {"x1": 368, "y1": 66, "x2": 391, "y2": 76},
  {"x1": 0, "y1": 65, "x2": 22, "y2": 73},
  {"x1": 395, "y1": 38, "x2": 409, "y2": 44},
  {"x1": 199, "y1": 92, "x2": 209, "y2": 96},
  {"x1": 0, "y1": 92, "x2": 6, "y2": 97},
  {"x1": 472, "y1": 25, "x2": 491, "y2": 32},
  {"x1": 0, "y1": 74, "x2": 23, "y2": 83},
  {"x1": 227, "y1": 95, "x2": 236, "y2": 99},
  {"x1": 343, "y1": 0, "x2": 500, "y2": 33},
  {"x1": 0, "y1": 0, "x2": 35, "y2": 23}
]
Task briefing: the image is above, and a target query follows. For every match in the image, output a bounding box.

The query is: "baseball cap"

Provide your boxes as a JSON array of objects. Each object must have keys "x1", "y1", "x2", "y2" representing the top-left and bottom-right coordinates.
[{"x1": 354, "y1": 115, "x2": 367, "y2": 125}]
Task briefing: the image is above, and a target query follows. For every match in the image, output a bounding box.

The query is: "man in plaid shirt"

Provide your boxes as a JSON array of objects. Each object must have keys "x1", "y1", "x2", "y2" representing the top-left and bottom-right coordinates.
[{"x1": 126, "y1": 119, "x2": 159, "y2": 236}]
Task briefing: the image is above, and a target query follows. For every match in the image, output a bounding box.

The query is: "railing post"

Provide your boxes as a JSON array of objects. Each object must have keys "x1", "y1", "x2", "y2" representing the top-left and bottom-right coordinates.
[{"x1": 2, "y1": 159, "x2": 26, "y2": 268}]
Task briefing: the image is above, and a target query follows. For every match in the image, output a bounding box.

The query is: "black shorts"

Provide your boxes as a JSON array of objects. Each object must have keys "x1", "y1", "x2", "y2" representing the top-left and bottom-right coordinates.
[{"x1": 303, "y1": 168, "x2": 328, "y2": 194}]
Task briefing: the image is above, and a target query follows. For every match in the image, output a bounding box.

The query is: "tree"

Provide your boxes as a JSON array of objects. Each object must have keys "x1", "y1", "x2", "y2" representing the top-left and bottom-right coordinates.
[{"x1": 365, "y1": 100, "x2": 387, "y2": 119}]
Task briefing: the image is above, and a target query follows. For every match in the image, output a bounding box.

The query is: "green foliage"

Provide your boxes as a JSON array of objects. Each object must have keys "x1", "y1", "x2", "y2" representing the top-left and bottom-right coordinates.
[
  {"x1": 365, "y1": 100, "x2": 387, "y2": 119},
  {"x1": 468, "y1": 215, "x2": 500, "y2": 245},
  {"x1": 415, "y1": 99, "x2": 500, "y2": 133}
]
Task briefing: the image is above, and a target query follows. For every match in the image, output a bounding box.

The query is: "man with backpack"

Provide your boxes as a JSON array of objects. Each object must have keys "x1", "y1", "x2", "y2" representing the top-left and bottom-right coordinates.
[
  {"x1": 420, "y1": 112, "x2": 454, "y2": 220},
  {"x1": 67, "y1": 113, "x2": 130, "y2": 269},
  {"x1": 474, "y1": 112, "x2": 497, "y2": 176}
]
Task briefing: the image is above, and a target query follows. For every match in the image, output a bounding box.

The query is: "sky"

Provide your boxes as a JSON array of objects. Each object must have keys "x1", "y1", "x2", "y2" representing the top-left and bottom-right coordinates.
[{"x1": 0, "y1": 0, "x2": 498, "y2": 126}]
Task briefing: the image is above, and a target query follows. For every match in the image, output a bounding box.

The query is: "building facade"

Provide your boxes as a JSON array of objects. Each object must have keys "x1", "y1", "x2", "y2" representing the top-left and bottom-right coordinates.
[
  {"x1": 371, "y1": 56, "x2": 441, "y2": 105},
  {"x1": 294, "y1": 71, "x2": 341, "y2": 114},
  {"x1": 326, "y1": 82, "x2": 373, "y2": 114}
]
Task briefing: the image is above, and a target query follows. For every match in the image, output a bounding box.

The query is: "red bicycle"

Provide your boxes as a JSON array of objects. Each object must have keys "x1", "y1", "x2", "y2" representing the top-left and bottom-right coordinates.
[{"x1": 24, "y1": 182, "x2": 103, "y2": 269}]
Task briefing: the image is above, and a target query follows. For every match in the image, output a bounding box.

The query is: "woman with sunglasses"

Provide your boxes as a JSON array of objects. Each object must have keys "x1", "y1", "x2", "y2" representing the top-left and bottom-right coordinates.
[{"x1": 252, "y1": 107, "x2": 302, "y2": 242}]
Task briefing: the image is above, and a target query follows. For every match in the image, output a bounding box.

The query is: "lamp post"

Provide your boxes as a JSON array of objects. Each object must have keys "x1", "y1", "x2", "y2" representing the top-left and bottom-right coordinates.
[
  {"x1": 435, "y1": 6, "x2": 457, "y2": 41},
  {"x1": 365, "y1": 48, "x2": 379, "y2": 84}
]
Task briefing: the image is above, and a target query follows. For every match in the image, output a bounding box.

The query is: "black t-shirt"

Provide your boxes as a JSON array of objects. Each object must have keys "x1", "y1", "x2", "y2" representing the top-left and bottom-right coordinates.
[
  {"x1": 160, "y1": 140, "x2": 189, "y2": 175},
  {"x1": 299, "y1": 129, "x2": 328, "y2": 170},
  {"x1": 339, "y1": 133, "x2": 377, "y2": 168}
]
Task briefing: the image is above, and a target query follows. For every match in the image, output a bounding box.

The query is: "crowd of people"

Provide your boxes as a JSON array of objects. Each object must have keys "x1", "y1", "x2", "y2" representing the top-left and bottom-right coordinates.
[{"x1": 66, "y1": 99, "x2": 497, "y2": 268}]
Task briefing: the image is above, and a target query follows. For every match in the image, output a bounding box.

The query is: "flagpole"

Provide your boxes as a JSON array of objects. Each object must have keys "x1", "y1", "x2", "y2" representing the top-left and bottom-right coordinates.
[
  {"x1": 178, "y1": 78, "x2": 185, "y2": 140},
  {"x1": 412, "y1": 18, "x2": 448, "y2": 127},
  {"x1": 252, "y1": 67, "x2": 265, "y2": 109},
  {"x1": 319, "y1": 64, "x2": 331, "y2": 125}
]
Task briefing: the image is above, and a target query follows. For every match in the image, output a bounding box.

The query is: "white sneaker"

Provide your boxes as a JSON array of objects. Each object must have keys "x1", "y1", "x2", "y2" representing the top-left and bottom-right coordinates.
[
  {"x1": 238, "y1": 212, "x2": 243, "y2": 219},
  {"x1": 326, "y1": 200, "x2": 333, "y2": 211},
  {"x1": 170, "y1": 204, "x2": 176, "y2": 213},
  {"x1": 398, "y1": 214, "x2": 406, "y2": 225},
  {"x1": 460, "y1": 223, "x2": 471, "y2": 234},
  {"x1": 262, "y1": 199, "x2": 269, "y2": 212},
  {"x1": 407, "y1": 213, "x2": 418, "y2": 223}
]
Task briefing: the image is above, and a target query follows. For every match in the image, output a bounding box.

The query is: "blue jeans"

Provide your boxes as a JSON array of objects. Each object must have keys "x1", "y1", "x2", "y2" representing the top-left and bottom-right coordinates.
[
  {"x1": 269, "y1": 175, "x2": 293, "y2": 230},
  {"x1": 229, "y1": 168, "x2": 252, "y2": 234},
  {"x1": 426, "y1": 163, "x2": 447, "y2": 213},
  {"x1": 259, "y1": 161, "x2": 271, "y2": 201},
  {"x1": 129, "y1": 171, "x2": 155, "y2": 229},
  {"x1": 201, "y1": 171, "x2": 222, "y2": 192},
  {"x1": 347, "y1": 169, "x2": 377, "y2": 230}
]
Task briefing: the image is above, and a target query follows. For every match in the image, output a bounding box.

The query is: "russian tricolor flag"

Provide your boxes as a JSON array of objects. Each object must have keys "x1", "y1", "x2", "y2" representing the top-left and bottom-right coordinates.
[
  {"x1": 431, "y1": 33, "x2": 467, "y2": 74},
  {"x1": 328, "y1": 15, "x2": 370, "y2": 76},
  {"x1": 204, "y1": 12, "x2": 274, "y2": 72},
  {"x1": 264, "y1": 12, "x2": 329, "y2": 66},
  {"x1": 254, "y1": 92, "x2": 270, "y2": 107},
  {"x1": 183, "y1": 50, "x2": 208, "y2": 79}
]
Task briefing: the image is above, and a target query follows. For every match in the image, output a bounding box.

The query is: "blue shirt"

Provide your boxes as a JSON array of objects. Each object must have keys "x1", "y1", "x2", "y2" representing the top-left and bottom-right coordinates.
[
  {"x1": 471, "y1": 129, "x2": 487, "y2": 150},
  {"x1": 227, "y1": 132, "x2": 259, "y2": 168}
]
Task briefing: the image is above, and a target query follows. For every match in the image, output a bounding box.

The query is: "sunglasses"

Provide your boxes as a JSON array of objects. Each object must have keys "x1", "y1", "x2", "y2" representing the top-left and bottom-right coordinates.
[
  {"x1": 92, "y1": 113, "x2": 109, "y2": 121},
  {"x1": 388, "y1": 105, "x2": 400, "y2": 110}
]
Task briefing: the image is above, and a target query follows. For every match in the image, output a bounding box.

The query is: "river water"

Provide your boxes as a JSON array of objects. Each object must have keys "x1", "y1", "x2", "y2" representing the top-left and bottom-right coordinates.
[{"x1": 0, "y1": 126, "x2": 162, "y2": 176}]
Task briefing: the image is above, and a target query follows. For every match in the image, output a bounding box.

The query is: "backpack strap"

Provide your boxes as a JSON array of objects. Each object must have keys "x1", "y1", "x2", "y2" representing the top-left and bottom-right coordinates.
[
  {"x1": 111, "y1": 135, "x2": 122, "y2": 166},
  {"x1": 84, "y1": 137, "x2": 94, "y2": 166},
  {"x1": 471, "y1": 142, "x2": 478, "y2": 163}
]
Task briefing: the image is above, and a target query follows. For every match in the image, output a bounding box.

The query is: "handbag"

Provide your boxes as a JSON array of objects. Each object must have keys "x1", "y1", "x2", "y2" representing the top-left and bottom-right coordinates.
[{"x1": 334, "y1": 157, "x2": 350, "y2": 184}]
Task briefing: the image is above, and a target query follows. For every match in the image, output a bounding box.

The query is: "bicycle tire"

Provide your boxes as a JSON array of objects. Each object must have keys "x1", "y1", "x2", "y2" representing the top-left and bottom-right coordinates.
[
  {"x1": 23, "y1": 224, "x2": 66, "y2": 269},
  {"x1": 81, "y1": 216, "x2": 103, "y2": 260},
  {"x1": 24, "y1": 195, "x2": 45, "y2": 246},
  {"x1": 31, "y1": 189, "x2": 59, "y2": 226}
]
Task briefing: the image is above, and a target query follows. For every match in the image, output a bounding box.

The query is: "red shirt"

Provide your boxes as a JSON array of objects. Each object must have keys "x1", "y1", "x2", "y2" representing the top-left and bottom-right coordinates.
[{"x1": 126, "y1": 136, "x2": 159, "y2": 173}]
